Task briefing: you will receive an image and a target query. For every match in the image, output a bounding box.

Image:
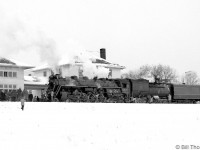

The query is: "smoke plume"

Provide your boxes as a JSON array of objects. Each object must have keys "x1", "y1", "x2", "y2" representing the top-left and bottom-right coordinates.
[
  {"x1": 0, "y1": 13, "x2": 110, "y2": 78},
  {"x1": 77, "y1": 52, "x2": 110, "y2": 79},
  {"x1": 0, "y1": 14, "x2": 60, "y2": 71}
]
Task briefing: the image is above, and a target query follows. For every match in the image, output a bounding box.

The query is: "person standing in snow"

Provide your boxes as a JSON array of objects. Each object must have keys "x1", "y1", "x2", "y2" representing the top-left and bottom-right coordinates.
[
  {"x1": 21, "y1": 97, "x2": 26, "y2": 111},
  {"x1": 51, "y1": 91, "x2": 54, "y2": 102},
  {"x1": 36, "y1": 96, "x2": 40, "y2": 102},
  {"x1": 28, "y1": 92, "x2": 33, "y2": 102},
  {"x1": 61, "y1": 89, "x2": 68, "y2": 102},
  {"x1": 33, "y1": 96, "x2": 37, "y2": 102},
  {"x1": 22, "y1": 89, "x2": 28, "y2": 101}
]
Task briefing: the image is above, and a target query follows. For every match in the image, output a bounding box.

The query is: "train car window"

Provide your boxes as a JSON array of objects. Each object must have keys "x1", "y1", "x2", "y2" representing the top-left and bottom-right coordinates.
[
  {"x1": 114, "y1": 80, "x2": 121, "y2": 87},
  {"x1": 122, "y1": 83, "x2": 127, "y2": 88}
]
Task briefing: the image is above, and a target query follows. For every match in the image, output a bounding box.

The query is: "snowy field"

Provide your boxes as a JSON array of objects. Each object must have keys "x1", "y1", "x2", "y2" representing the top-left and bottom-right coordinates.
[{"x1": 0, "y1": 102, "x2": 200, "y2": 150}]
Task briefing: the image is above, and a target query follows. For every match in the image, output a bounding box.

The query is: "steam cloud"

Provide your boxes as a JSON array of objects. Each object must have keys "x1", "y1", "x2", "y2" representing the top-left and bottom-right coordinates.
[
  {"x1": 0, "y1": 15, "x2": 60, "y2": 72},
  {"x1": 77, "y1": 52, "x2": 110, "y2": 79},
  {"x1": 0, "y1": 14, "x2": 110, "y2": 78}
]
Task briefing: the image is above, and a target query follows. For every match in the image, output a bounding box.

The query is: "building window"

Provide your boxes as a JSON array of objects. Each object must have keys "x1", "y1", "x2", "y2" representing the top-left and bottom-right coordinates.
[
  {"x1": 108, "y1": 69, "x2": 112, "y2": 78},
  {"x1": 13, "y1": 72, "x2": 17, "y2": 77},
  {"x1": 13, "y1": 85, "x2": 17, "y2": 89},
  {"x1": 4, "y1": 72, "x2": 8, "y2": 77},
  {"x1": 43, "y1": 71, "x2": 47, "y2": 77},
  {"x1": 0, "y1": 84, "x2": 17, "y2": 90},
  {"x1": 8, "y1": 72, "x2": 12, "y2": 77},
  {"x1": 78, "y1": 67, "x2": 83, "y2": 78},
  {"x1": 0, "y1": 71, "x2": 18, "y2": 78},
  {"x1": 0, "y1": 71, "x2": 3, "y2": 77}
]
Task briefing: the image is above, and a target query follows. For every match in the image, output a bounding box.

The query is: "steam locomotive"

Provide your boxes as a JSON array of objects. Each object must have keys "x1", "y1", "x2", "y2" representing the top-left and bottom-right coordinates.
[{"x1": 47, "y1": 74, "x2": 200, "y2": 103}]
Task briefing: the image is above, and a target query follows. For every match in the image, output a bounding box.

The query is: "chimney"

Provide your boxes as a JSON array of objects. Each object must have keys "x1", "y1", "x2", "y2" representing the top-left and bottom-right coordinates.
[{"x1": 100, "y1": 48, "x2": 106, "y2": 59}]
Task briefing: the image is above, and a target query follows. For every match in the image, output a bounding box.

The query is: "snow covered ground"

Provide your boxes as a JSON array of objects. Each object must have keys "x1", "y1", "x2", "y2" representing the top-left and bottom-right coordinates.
[{"x1": 0, "y1": 102, "x2": 200, "y2": 150}]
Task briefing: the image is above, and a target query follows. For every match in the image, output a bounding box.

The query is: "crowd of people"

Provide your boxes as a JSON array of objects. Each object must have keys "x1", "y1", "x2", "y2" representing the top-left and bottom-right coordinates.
[{"x1": 0, "y1": 89, "x2": 48, "y2": 102}]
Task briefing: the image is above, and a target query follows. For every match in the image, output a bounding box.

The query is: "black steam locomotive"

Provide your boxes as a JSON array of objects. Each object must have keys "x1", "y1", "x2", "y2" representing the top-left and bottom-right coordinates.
[{"x1": 47, "y1": 74, "x2": 200, "y2": 103}]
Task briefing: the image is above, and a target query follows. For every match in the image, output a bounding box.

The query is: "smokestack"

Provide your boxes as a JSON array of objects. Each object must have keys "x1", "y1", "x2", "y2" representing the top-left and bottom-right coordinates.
[{"x1": 100, "y1": 48, "x2": 106, "y2": 60}]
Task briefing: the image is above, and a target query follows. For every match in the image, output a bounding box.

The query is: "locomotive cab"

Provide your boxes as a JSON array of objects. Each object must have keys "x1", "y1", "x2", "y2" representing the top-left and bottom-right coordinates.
[{"x1": 111, "y1": 79, "x2": 131, "y2": 102}]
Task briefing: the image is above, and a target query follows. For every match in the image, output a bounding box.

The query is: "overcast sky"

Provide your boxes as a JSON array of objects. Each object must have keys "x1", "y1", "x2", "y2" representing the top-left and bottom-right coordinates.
[{"x1": 0, "y1": 0, "x2": 200, "y2": 76}]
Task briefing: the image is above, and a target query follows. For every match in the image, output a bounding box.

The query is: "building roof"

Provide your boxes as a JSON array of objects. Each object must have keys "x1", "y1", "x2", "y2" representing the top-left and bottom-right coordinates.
[
  {"x1": 24, "y1": 76, "x2": 48, "y2": 85},
  {"x1": 31, "y1": 53, "x2": 125, "y2": 72},
  {"x1": 31, "y1": 63, "x2": 51, "y2": 72},
  {"x1": 24, "y1": 75, "x2": 48, "y2": 90},
  {"x1": 0, "y1": 57, "x2": 34, "y2": 69}
]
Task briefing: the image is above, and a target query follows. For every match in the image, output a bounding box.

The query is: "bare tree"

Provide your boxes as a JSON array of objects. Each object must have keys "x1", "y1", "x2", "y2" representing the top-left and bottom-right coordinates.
[
  {"x1": 151, "y1": 64, "x2": 177, "y2": 83},
  {"x1": 122, "y1": 64, "x2": 177, "y2": 83},
  {"x1": 121, "y1": 70, "x2": 140, "y2": 79},
  {"x1": 121, "y1": 65, "x2": 151, "y2": 79},
  {"x1": 151, "y1": 64, "x2": 164, "y2": 80},
  {"x1": 184, "y1": 71, "x2": 199, "y2": 85},
  {"x1": 138, "y1": 65, "x2": 151, "y2": 78}
]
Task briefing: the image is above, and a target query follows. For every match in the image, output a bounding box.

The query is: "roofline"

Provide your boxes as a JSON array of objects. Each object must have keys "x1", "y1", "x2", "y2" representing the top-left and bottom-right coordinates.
[
  {"x1": 24, "y1": 83, "x2": 48, "y2": 90},
  {"x1": 104, "y1": 66, "x2": 125, "y2": 69},
  {"x1": 0, "y1": 64, "x2": 34, "y2": 69},
  {"x1": 74, "y1": 62, "x2": 125, "y2": 69},
  {"x1": 31, "y1": 68, "x2": 51, "y2": 72},
  {"x1": 94, "y1": 63, "x2": 125, "y2": 69},
  {"x1": 24, "y1": 83, "x2": 48, "y2": 85},
  {"x1": 31, "y1": 62, "x2": 125, "y2": 72}
]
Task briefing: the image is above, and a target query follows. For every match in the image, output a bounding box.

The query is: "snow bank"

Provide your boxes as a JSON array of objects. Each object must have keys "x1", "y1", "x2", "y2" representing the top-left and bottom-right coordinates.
[{"x1": 0, "y1": 102, "x2": 200, "y2": 150}]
